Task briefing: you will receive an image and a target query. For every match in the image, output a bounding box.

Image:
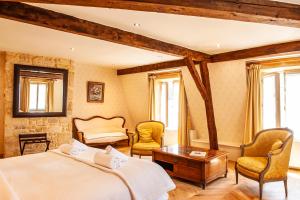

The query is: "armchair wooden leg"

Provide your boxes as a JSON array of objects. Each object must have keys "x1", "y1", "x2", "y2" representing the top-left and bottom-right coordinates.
[
  {"x1": 284, "y1": 178, "x2": 288, "y2": 198},
  {"x1": 139, "y1": 155, "x2": 141, "y2": 159},
  {"x1": 259, "y1": 181, "x2": 264, "y2": 200}
]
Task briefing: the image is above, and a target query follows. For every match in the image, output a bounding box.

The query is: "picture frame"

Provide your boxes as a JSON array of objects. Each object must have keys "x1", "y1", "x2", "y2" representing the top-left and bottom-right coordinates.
[{"x1": 87, "y1": 81, "x2": 105, "y2": 103}]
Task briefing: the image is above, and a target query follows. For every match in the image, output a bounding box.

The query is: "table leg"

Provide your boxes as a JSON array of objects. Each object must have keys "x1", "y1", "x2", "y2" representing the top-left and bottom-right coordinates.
[{"x1": 201, "y1": 182, "x2": 206, "y2": 190}]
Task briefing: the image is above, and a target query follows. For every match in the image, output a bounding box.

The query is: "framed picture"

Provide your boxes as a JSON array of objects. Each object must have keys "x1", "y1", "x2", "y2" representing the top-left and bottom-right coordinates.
[{"x1": 87, "y1": 81, "x2": 105, "y2": 103}]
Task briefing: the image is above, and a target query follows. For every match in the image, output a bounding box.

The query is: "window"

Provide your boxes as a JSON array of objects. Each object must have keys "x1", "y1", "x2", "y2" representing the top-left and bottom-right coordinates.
[
  {"x1": 262, "y1": 69, "x2": 300, "y2": 140},
  {"x1": 155, "y1": 78, "x2": 180, "y2": 130},
  {"x1": 29, "y1": 82, "x2": 48, "y2": 112}
]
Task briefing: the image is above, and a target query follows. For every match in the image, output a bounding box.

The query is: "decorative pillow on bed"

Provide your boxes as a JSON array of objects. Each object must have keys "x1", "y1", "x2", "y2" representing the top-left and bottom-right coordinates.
[{"x1": 139, "y1": 128, "x2": 154, "y2": 143}]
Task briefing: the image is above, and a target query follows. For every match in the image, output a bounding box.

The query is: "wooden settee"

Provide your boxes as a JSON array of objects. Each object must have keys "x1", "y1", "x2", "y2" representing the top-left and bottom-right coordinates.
[{"x1": 72, "y1": 116, "x2": 129, "y2": 147}]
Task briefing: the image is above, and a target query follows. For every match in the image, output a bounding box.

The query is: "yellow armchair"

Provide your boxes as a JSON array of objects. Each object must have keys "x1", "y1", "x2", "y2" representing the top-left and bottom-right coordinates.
[
  {"x1": 130, "y1": 121, "x2": 165, "y2": 157},
  {"x1": 235, "y1": 128, "x2": 293, "y2": 200}
]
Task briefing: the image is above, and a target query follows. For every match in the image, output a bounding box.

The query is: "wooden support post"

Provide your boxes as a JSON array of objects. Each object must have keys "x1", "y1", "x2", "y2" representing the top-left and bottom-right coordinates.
[
  {"x1": 186, "y1": 57, "x2": 218, "y2": 149},
  {"x1": 199, "y1": 61, "x2": 219, "y2": 150}
]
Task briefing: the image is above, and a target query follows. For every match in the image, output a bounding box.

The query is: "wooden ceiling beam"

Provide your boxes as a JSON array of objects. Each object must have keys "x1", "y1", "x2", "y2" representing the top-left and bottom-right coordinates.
[
  {"x1": 117, "y1": 59, "x2": 202, "y2": 75},
  {"x1": 0, "y1": 2, "x2": 208, "y2": 60},
  {"x1": 117, "y1": 59, "x2": 186, "y2": 75},
  {"x1": 210, "y1": 41, "x2": 300, "y2": 63},
  {"x1": 118, "y1": 40, "x2": 300, "y2": 75},
  {"x1": 5, "y1": 0, "x2": 300, "y2": 28}
]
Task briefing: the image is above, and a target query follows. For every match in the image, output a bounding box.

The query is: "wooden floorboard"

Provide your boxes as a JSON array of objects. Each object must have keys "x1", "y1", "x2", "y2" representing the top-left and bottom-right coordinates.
[
  {"x1": 169, "y1": 162, "x2": 300, "y2": 200},
  {"x1": 117, "y1": 147, "x2": 300, "y2": 200}
]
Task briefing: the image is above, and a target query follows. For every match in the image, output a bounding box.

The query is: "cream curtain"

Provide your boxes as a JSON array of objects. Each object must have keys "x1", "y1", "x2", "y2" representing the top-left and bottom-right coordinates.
[
  {"x1": 20, "y1": 78, "x2": 30, "y2": 112},
  {"x1": 244, "y1": 64, "x2": 262, "y2": 144},
  {"x1": 178, "y1": 75, "x2": 189, "y2": 146},
  {"x1": 148, "y1": 75, "x2": 156, "y2": 120},
  {"x1": 47, "y1": 80, "x2": 54, "y2": 112}
]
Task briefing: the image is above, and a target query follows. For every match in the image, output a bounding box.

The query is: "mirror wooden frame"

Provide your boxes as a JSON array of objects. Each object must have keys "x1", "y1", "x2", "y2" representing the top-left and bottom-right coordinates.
[{"x1": 13, "y1": 64, "x2": 68, "y2": 118}]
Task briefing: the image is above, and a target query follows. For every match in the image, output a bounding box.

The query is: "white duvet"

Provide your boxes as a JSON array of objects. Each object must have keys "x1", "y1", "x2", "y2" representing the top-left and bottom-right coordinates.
[{"x1": 0, "y1": 147, "x2": 175, "y2": 200}]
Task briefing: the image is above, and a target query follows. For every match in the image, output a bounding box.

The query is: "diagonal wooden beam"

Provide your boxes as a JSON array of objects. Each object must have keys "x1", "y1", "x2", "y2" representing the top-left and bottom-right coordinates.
[
  {"x1": 199, "y1": 61, "x2": 218, "y2": 150},
  {"x1": 210, "y1": 41, "x2": 300, "y2": 63},
  {"x1": 0, "y1": 2, "x2": 209, "y2": 60},
  {"x1": 6, "y1": 0, "x2": 300, "y2": 28},
  {"x1": 185, "y1": 57, "x2": 208, "y2": 101}
]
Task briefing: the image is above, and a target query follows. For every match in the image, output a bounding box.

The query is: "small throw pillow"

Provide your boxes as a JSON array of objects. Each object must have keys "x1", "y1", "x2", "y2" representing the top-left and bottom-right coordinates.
[
  {"x1": 271, "y1": 139, "x2": 283, "y2": 151},
  {"x1": 139, "y1": 128, "x2": 154, "y2": 143}
]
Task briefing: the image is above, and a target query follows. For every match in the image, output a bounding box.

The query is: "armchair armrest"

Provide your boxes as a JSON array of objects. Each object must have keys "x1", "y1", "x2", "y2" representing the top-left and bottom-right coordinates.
[
  {"x1": 240, "y1": 142, "x2": 257, "y2": 157},
  {"x1": 128, "y1": 131, "x2": 138, "y2": 147},
  {"x1": 160, "y1": 136, "x2": 164, "y2": 147},
  {"x1": 262, "y1": 136, "x2": 293, "y2": 180},
  {"x1": 262, "y1": 151, "x2": 288, "y2": 180}
]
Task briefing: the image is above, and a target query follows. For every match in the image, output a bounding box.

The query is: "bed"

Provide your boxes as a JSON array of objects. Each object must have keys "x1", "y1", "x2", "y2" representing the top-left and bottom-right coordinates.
[
  {"x1": 0, "y1": 143, "x2": 175, "y2": 200},
  {"x1": 73, "y1": 116, "x2": 129, "y2": 147}
]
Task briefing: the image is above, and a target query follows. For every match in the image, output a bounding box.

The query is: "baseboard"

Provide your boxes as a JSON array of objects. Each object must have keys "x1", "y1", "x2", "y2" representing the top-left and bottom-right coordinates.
[{"x1": 191, "y1": 139, "x2": 241, "y2": 161}]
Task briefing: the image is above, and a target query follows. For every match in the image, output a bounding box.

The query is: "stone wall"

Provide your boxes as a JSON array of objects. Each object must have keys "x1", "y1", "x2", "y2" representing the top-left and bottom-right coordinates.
[{"x1": 3, "y1": 52, "x2": 74, "y2": 157}]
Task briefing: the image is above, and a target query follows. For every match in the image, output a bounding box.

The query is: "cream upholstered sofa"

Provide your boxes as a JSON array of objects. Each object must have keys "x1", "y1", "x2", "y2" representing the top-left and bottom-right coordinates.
[{"x1": 72, "y1": 116, "x2": 129, "y2": 147}]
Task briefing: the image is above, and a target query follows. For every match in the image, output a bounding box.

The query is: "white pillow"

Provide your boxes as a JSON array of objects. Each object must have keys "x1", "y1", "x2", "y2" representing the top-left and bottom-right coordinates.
[
  {"x1": 72, "y1": 139, "x2": 88, "y2": 151},
  {"x1": 58, "y1": 144, "x2": 73, "y2": 155},
  {"x1": 59, "y1": 140, "x2": 88, "y2": 155}
]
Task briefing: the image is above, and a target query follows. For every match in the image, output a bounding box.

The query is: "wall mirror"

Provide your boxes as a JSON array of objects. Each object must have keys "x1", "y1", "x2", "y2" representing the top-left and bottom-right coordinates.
[{"x1": 13, "y1": 64, "x2": 68, "y2": 117}]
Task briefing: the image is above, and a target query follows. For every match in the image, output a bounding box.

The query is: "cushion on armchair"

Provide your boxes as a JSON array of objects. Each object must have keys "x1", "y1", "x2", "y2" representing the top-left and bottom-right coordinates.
[
  {"x1": 270, "y1": 139, "x2": 283, "y2": 151},
  {"x1": 237, "y1": 157, "x2": 268, "y2": 173},
  {"x1": 139, "y1": 128, "x2": 154, "y2": 143},
  {"x1": 133, "y1": 141, "x2": 160, "y2": 150}
]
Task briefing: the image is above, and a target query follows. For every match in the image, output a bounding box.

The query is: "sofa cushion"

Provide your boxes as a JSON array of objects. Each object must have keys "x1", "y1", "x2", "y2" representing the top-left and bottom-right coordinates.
[
  {"x1": 85, "y1": 135, "x2": 128, "y2": 144},
  {"x1": 237, "y1": 157, "x2": 268, "y2": 173},
  {"x1": 84, "y1": 132, "x2": 126, "y2": 140}
]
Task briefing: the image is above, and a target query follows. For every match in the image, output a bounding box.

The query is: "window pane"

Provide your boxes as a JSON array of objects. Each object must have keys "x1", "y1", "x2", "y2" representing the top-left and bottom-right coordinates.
[
  {"x1": 285, "y1": 73, "x2": 300, "y2": 140},
  {"x1": 29, "y1": 83, "x2": 37, "y2": 110},
  {"x1": 37, "y1": 83, "x2": 47, "y2": 110},
  {"x1": 262, "y1": 75, "x2": 277, "y2": 129},
  {"x1": 167, "y1": 80, "x2": 179, "y2": 130}
]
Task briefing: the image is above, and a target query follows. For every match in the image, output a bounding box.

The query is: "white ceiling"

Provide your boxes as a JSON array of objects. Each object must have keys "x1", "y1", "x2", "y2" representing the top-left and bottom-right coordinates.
[
  {"x1": 0, "y1": 1, "x2": 300, "y2": 68},
  {"x1": 275, "y1": 0, "x2": 300, "y2": 4}
]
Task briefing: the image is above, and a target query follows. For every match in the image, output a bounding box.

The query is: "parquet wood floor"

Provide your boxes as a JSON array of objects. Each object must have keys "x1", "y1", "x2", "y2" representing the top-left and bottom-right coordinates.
[{"x1": 117, "y1": 147, "x2": 300, "y2": 200}]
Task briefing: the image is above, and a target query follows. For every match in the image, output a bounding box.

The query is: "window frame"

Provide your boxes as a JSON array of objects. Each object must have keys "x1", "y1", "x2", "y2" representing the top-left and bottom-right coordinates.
[
  {"x1": 28, "y1": 81, "x2": 48, "y2": 112},
  {"x1": 151, "y1": 72, "x2": 180, "y2": 130},
  {"x1": 261, "y1": 68, "x2": 300, "y2": 140}
]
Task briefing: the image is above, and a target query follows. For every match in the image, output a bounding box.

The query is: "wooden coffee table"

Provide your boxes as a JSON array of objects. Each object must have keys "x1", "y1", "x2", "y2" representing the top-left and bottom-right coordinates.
[{"x1": 152, "y1": 145, "x2": 228, "y2": 189}]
